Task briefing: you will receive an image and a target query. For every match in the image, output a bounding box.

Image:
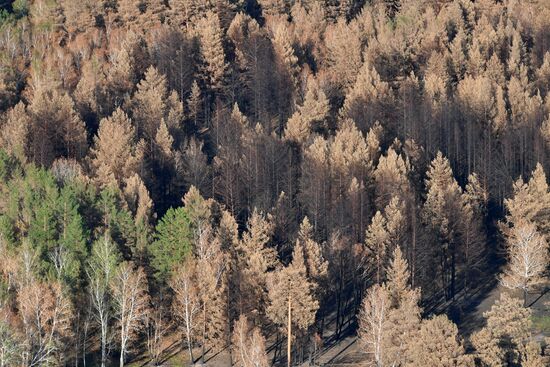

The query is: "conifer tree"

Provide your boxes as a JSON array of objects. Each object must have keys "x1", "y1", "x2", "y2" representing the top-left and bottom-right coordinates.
[
  {"x1": 0, "y1": 102, "x2": 31, "y2": 163},
  {"x1": 329, "y1": 119, "x2": 372, "y2": 235},
  {"x1": 272, "y1": 21, "x2": 299, "y2": 87},
  {"x1": 424, "y1": 52, "x2": 449, "y2": 107},
  {"x1": 131, "y1": 66, "x2": 168, "y2": 145},
  {"x1": 267, "y1": 243, "x2": 318, "y2": 367},
  {"x1": 29, "y1": 89, "x2": 87, "y2": 167},
  {"x1": 236, "y1": 209, "x2": 277, "y2": 320},
  {"x1": 479, "y1": 292, "x2": 532, "y2": 365},
  {"x1": 227, "y1": 12, "x2": 272, "y2": 121},
  {"x1": 325, "y1": 18, "x2": 363, "y2": 91},
  {"x1": 165, "y1": 90, "x2": 185, "y2": 141},
  {"x1": 461, "y1": 173, "x2": 488, "y2": 289},
  {"x1": 522, "y1": 341, "x2": 545, "y2": 367},
  {"x1": 61, "y1": 0, "x2": 98, "y2": 32},
  {"x1": 299, "y1": 79, "x2": 330, "y2": 130},
  {"x1": 105, "y1": 46, "x2": 135, "y2": 108},
  {"x1": 155, "y1": 118, "x2": 174, "y2": 165},
  {"x1": 284, "y1": 112, "x2": 310, "y2": 144},
  {"x1": 89, "y1": 108, "x2": 143, "y2": 189},
  {"x1": 195, "y1": 11, "x2": 229, "y2": 94},
  {"x1": 374, "y1": 148, "x2": 411, "y2": 210},
  {"x1": 123, "y1": 174, "x2": 153, "y2": 257},
  {"x1": 386, "y1": 247, "x2": 418, "y2": 308},
  {"x1": 193, "y1": 226, "x2": 227, "y2": 361},
  {"x1": 542, "y1": 115, "x2": 550, "y2": 149},
  {"x1": 272, "y1": 21, "x2": 299, "y2": 123},
  {"x1": 330, "y1": 121, "x2": 371, "y2": 176},
  {"x1": 383, "y1": 247, "x2": 422, "y2": 366},
  {"x1": 300, "y1": 137, "x2": 330, "y2": 238},
  {"x1": 179, "y1": 138, "x2": 211, "y2": 195},
  {"x1": 150, "y1": 207, "x2": 193, "y2": 280},
  {"x1": 218, "y1": 209, "x2": 240, "y2": 345},
  {"x1": 74, "y1": 57, "x2": 105, "y2": 123},
  {"x1": 384, "y1": 197, "x2": 406, "y2": 253},
  {"x1": 422, "y1": 152, "x2": 466, "y2": 299},
  {"x1": 55, "y1": 184, "x2": 88, "y2": 286},
  {"x1": 258, "y1": 0, "x2": 287, "y2": 17},
  {"x1": 187, "y1": 80, "x2": 203, "y2": 125},
  {"x1": 297, "y1": 217, "x2": 328, "y2": 287},
  {"x1": 116, "y1": 0, "x2": 142, "y2": 28},
  {"x1": 284, "y1": 80, "x2": 330, "y2": 144},
  {"x1": 491, "y1": 86, "x2": 508, "y2": 133},
  {"x1": 183, "y1": 185, "x2": 214, "y2": 234},
  {"x1": 123, "y1": 174, "x2": 153, "y2": 226},
  {"x1": 406, "y1": 315, "x2": 472, "y2": 367},
  {"x1": 341, "y1": 61, "x2": 393, "y2": 132},
  {"x1": 365, "y1": 211, "x2": 389, "y2": 284},
  {"x1": 503, "y1": 163, "x2": 550, "y2": 237},
  {"x1": 471, "y1": 327, "x2": 505, "y2": 367}
]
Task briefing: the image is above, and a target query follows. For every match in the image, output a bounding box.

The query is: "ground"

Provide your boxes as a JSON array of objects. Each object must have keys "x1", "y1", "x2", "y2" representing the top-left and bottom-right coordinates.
[{"x1": 125, "y1": 282, "x2": 550, "y2": 366}]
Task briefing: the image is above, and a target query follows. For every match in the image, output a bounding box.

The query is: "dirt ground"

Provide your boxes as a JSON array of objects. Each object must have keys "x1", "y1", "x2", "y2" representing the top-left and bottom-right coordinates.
[
  {"x1": 127, "y1": 282, "x2": 549, "y2": 366},
  {"x1": 318, "y1": 283, "x2": 550, "y2": 367}
]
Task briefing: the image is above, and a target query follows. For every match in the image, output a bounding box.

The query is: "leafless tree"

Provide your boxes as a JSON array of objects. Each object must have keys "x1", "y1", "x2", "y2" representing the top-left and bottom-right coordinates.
[
  {"x1": 110, "y1": 262, "x2": 150, "y2": 367},
  {"x1": 500, "y1": 222, "x2": 549, "y2": 304}
]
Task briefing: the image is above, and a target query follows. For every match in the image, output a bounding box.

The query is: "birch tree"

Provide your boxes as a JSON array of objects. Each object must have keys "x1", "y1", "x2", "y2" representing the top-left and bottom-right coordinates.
[
  {"x1": 86, "y1": 236, "x2": 120, "y2": 367},
  {"x1": 358, "y1": 284, "x2": 390, "y2": 367},
  {"x1": 500, "y1": 221, "x2": 548, "y2": 305},
  {"x1": 170, "y1": 259, "x2": 200, "y2": 364},
  {"x1": 18, "y1": 281, "x2": 73, "y2": 367},
  {"x1": 231, "y1": 315, "x2": 269, "y2": 367},
  {"x1": 110, "y1": 262, "x2": 150, "y2": 367}
]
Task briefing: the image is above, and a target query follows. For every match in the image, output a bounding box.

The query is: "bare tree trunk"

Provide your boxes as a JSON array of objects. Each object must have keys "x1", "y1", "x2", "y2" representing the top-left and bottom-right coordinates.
[
  {"x1": 226, "y1": 284, "x2": 233, "y2": 367},
  {"x1": 184, "y1": 331, "x2": 194, "y2": 364},
  {"x1": 202, "y1": 303, "x2": 207, "y2": 363},
  {"x1": 101, "y1": 314, "x2": 107, "y2": 367},
  {"x1": 120, "y1": 332, "x2": 125, "y2": 367},
  {"x1": 82, "y1": 309, "x2": 90, "y2": 367},
  {"x1": 287, "y1": 295, "x2": 292, "y2": 367}
]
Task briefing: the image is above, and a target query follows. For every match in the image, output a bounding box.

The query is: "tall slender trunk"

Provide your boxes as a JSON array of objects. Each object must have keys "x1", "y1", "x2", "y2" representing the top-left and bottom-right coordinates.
[
  {"x1": 411, "y1": 208, "x2": 417, "y2": 288},
  {"x1": 202, "y1": 302, "x2": 207, "y2": 363},
  {"x1": 227, "y1": 285, "x2": 233, "y2": 366},
  {"x1": 185, "y1": 328, "x2": 194, "y2": 364},
  {"x1": 336, "y1": 279, "x2": 342, "y2": 337},
  {"x1": 287, "y1": 294, "x2": 292, "y2": 367},
  {"x1": 119, "y1": 342, "x2": 124, "y2": 367},
  {"x1": 83, "y1": 314, "x2": 89, "y2": 367},
  {"x1": 101, "y1": 318, "x2": 107, "y2": 367},
  {"x1": 451, "y1": 249, "x2": 456, "y2": 300}
]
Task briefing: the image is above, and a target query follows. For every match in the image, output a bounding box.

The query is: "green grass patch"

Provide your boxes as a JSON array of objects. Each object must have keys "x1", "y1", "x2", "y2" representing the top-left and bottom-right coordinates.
[{"x1": 531, "y1": 315, "x2": 550, "y2": 334}]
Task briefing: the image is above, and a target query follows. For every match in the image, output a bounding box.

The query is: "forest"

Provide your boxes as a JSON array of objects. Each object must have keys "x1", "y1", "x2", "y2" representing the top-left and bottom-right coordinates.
[{"x1": 0, "y1": 0, "x2": 549, "y2": 366}]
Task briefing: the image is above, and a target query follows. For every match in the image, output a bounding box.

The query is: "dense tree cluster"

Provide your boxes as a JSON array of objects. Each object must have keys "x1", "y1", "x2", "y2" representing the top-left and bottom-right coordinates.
[{"x1": 0, "y1": 0, "x2": 550, "y2": 365}]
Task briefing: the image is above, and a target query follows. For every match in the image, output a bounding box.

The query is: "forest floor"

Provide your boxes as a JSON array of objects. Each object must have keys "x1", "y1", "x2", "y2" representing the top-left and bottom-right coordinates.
[
  {"x1": 126, "y1": 281, "x2": 550, "y2": 366},
  {"x1": 301, "y1": 281, "x2": 550, "y2": 367}
]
